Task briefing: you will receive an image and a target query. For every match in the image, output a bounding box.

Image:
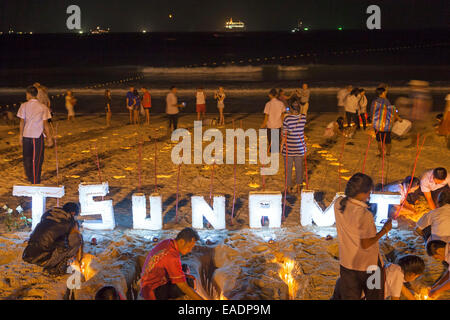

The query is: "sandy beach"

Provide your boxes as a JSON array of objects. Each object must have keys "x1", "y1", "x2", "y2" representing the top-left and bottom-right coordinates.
[{"x1": 0, "y1": 111, "x2": 449, "y2": 300}]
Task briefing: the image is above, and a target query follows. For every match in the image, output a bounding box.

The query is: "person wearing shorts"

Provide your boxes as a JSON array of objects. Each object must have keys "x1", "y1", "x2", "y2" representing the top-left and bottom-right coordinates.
[
  {"x1": 196, "y1": 87, "x2": 206, "y2": 121},
  {"x1": 132, "y1": 89, "x2": 141, "y2": 125},
  {"x1": 141, "y1": 87, "x2": 152, "y2": 125},
  {"x1": 214, "y1": 87, "x2": 226, "y2": 126},
  {"x1": 371, "y1": 87, "x2": 402, "y2": 156},
  {"x1": 126, "y1": 86, "x2": 134, "y2": 124}
]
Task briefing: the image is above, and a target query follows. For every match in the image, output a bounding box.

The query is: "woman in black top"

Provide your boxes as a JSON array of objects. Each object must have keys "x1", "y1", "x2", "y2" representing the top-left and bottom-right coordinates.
[{"x1": 105, "y1": 90, "x2": 112, "y2": 127}]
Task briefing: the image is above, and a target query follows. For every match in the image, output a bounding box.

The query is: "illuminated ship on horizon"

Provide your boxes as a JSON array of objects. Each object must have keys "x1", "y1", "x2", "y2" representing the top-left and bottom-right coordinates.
[{"x1": 225, "y1": 18, "x2": 245, "y2": 31}]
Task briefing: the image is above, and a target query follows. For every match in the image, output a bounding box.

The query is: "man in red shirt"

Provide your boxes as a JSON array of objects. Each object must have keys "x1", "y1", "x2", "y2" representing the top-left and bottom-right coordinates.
[
  {"x1": 141, "y1": 87, "x2": 152, "y2": 125},
  {"x1": 139, "y1": 228, "x2": 204, "y2": 300}
]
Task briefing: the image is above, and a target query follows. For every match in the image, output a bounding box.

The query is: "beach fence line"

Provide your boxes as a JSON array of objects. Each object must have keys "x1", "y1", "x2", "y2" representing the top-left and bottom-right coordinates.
[{"x1": 183, "y1": 41, "x2": 449, "y2": 68}]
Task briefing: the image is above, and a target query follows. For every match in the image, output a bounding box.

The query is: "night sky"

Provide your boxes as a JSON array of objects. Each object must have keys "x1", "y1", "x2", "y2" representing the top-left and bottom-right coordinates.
[{"x1": 1, "y1": 0, "x2": 448, "y2": 33}]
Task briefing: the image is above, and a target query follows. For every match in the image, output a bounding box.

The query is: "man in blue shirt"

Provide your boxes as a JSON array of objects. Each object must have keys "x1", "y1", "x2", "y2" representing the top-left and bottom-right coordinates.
[{"x1": 126, "y1": 86, "x2": 134, "y2": 124}]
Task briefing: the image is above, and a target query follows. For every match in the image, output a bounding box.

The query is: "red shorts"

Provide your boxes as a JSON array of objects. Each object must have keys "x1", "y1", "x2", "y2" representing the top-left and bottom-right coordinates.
[{"x1": 196, "y1": 104, "x2": 206, "y2": 113}]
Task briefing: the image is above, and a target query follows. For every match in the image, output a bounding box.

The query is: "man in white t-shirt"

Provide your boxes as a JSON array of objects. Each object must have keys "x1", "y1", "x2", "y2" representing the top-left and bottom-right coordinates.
[
  {"x1": 419, "y1": 168, "x2": 450, "y2": 210},
  {"x1": 261, "y1": 88, "x2": 286, "y2": 152},
  {"x1": 416, "y1": 190, "x2": 450, "y2": 243},
  {"x1": 427, "y1": 240, "x2": 450, "y2": 299},
  {"x1": 17, "y1": 86, "x2": 52, "y2": 184},
  {"x1": 166, "y1": 86, "x2": 184, "y2": 133}
]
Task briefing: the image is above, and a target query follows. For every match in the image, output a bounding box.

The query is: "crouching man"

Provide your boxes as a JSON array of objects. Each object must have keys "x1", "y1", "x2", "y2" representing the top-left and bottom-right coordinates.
[
  {"x1": 139, "y1": 227, "x2": 204, "y2": 300},
  {"x1": 22, "y1": 202, "x2": 83, "y2": 276}
]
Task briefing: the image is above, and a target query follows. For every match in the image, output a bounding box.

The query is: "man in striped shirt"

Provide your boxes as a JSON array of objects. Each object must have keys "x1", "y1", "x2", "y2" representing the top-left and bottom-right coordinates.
[
  {"x1": 281, "y1": 104, "x2": 306, "y2": 193},
  {"x1": 371, "y1": 87, "x2": 402, "y2": 156}
]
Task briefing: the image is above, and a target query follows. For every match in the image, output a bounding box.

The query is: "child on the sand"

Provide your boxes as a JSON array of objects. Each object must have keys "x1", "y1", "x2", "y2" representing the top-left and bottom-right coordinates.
[
  {"x1": 331, "y1": 173, "x2": 392, "y2": 300},
  {"x1": 377, "y1": 176, "x2": 421, "y2": 214},
  {"x1": 323, "y1": 117, "x2": 344, "y2": 139},
  {"x1": 383, "y1": 255, "x2": 425, "y2": 300},
  {"x1": 426, "y1": 240, "x2": 450, "y2": 299},
  {"x1": 334, "y1": 254, "x2": 426, "y2": 300}
]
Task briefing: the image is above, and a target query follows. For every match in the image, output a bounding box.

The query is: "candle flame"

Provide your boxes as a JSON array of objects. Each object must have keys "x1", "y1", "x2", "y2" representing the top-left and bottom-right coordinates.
[
  {"x1": 70, "y1": 253, "x2": 97, "y2": 282},
  {"x1": 272, "y1": 256, "x2": 298, "y2": 299}
]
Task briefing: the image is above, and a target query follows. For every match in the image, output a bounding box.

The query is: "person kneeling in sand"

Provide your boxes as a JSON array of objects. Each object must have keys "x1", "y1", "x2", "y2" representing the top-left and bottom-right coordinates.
[
  {"x1": 139, "y1": 227, "x2": 204, "y2": 300},
  {"x1": 415, "y1": 190, "x2": 450, "y2": 244},
  {"x1": 377, "y1": 176, "x2": 421, "y2": 215},
  {"x1": 426, "y1": 240, "x2": 450, "y2": 299},
  {"x1": 22, "y1": 202, "x2": 83, "y2": 276}
]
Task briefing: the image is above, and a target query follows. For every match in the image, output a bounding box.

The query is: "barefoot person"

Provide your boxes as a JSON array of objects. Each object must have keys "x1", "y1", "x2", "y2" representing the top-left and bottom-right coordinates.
[
  {"x1": 214, "y1": 86, "x2": 226, "y2": 126},
  {"x1": 65, "y1": 90, "x2": 76, "y2": 122},
  {"x1": 22, "y1": 202, "x2": 82, "y2": 276},
  {"x1": 17, "y1": 86, "x2": 53, "y2": 184},
  {"x1": 331, "y1": 173, "x2": 392, "y2": 300},
  {"x1": 126, "y1": 86, "x2": 134, "y2": 124},
  {"x1": 196, "y1": 87, "x2": 206, "y2": 121},
  {"x1": 105, "y1": 89, "x2": 112, "y2": 127},
  {"x1": 139, "y1": 228, "x2": 204, "y2": 300},
  {"x1": 370, "y1": 87, "x2": 402, "y2": 156},
  {"x1": 166, "y1": 86, "x2": 184, "y2": 133},
  {"x1": 132, "y1": 89, "x2": 141, "y2": 125},
  {"x1": 141, "y1": 87, "x2": 152, "y2": 125},
  {"x1": 358, "y1": 88, "x2": 368, "y2": 130}
]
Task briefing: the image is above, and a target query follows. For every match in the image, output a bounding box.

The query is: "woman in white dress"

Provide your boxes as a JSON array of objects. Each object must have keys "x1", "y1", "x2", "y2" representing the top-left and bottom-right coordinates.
[
  {"x1": 214, "y1": 86, "x2": 226, "y2": 126},
  {"x1": 65, "y1": 90, "x2": 76, "y2": 122}
]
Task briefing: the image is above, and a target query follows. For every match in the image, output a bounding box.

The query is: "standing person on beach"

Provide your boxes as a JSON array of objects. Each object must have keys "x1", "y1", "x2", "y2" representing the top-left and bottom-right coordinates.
[
  {"x1": 214, "y1": 87, "x2": 226, "y2": 126},
  {"x1": 105, "y1": 90, "x2": 112, "y2": 127},
  {"x1": 261, "y1": 88, "x2": 286, "y2": 152},
  {"x1": 337, "y1": 85, "x2": 352, "y2": 119},
  {"x1": 65, "y1": 90, "x2": 76, "y2": 122},
  {"x1": 289, "y1": 83, "x2": 310, "y2": 116},
  {"x1": 34, "y1": 83, "x2": 54, "y2": 137},
  {"x1": 166, "y1": 86, "x2": 184, "y2": 133},
  {"x1": 195, "y1": 87, "x2": 206, "y2": 121},
  {"x1": 17, "y1": 86, "x2": 53, "y2": 184},
  {"x1": 331, "y1": 173, "x2": 392, "y2": 300},
  {"x1": 141, "y1": 87, "x2": 152, "y2": 125},
  {"x1": 139, "y1": 228, "x2": 204, "y2": 300},
  {"x1": 371, "y1": 87, "x2": 402, "y2": 157},
  {"x1": 406, "y1": 80, "x2": 433, "y2": 148},
  {"x1": 344, "y1": 88, "x2": 361, "y2": 129},
  {"x1": 132, "y1": 89, "x2": 141, "y2": 125},
  {"x1": 277, "y1": 89, "x2": 289, "y2": 107},
  {"x1": 126, "y1": 86, "x2": 134, "y2": 124},
  {"x1": 34, "y1": 83, "x2": 52, "y2": 115},
  {"x1": 358, "y1": 88, "x2": 368, "y2": 130},
  {"x1": 281, "y1": 103, "x2": 306, "y2": 193}
]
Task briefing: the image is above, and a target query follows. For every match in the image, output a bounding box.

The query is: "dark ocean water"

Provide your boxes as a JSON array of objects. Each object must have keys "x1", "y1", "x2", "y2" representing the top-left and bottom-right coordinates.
[{"x1": 0, "y1": 30, "x2": 449, "y2": 114}]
